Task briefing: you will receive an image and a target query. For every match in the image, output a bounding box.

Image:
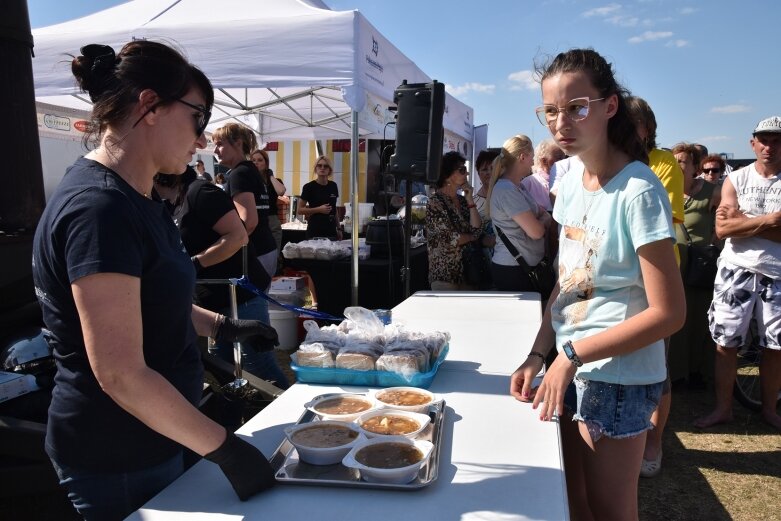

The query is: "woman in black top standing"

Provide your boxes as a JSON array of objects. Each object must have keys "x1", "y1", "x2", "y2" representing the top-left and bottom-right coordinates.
[
  {"x1": 251, "y1": 148, "x2": 286, "y2": 253},
  {"x1": 154, "y1": 168, "x2": 289, "y2": 388},
  {"x1": 212, "y1": 124, "x2": 278, "y2": 281},
  {"x1": 298, "y1": 155, "x2": 341, "y2": 239},
  {"x1": 31, "y1": 41, "x2": 276, "y2": 519}
]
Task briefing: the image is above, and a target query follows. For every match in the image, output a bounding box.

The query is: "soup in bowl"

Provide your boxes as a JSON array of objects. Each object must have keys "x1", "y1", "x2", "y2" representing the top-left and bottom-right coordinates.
[
  {"x1": 342, "y1": 436, "x2": 434, "y2": 484},
  {"x1": 373, "y1": 387, "x2": 438, "y2": 413},
  {"x1": 356, "y1": 409, "x2": 431, "y2": 439},
  {"x1": 284, "y1": 420, "x2": 364, "y2": 465},
  {"x1": 305, "y1": 393, "x2": 375, "y2": 421}
]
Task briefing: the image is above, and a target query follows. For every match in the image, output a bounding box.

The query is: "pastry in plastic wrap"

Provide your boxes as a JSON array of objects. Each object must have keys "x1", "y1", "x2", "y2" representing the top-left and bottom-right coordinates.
[
  {"x1": 302, "y1": 320, "x2": 346, "y2": 351},
  {"x1": 335, "y1": 352, "x2": 377, "y2": 371},
  {"x1": 343, "y1": 306, "x2": 385, "y2": 335},
  {"x1": 281, "y1": 242, "x2": 300, "y2": 259},
  {"x1": 422, "y1": 331, "x2": 450, "y2": 363},
  {"x1": 384, "y1": 342, "x2": 431, "y2": 372},
  {"x1": 376, "y1": 351, "x2": 426, "y2": 379},
  {"x1": 295, "y1": 342, "x2": 336, "y2": 368}
]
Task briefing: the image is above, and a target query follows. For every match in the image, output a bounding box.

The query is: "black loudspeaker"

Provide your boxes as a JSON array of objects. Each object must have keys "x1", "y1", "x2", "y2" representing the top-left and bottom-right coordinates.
[{"x1": 389, "y1": 80, "x2": 445, "y2": 183}]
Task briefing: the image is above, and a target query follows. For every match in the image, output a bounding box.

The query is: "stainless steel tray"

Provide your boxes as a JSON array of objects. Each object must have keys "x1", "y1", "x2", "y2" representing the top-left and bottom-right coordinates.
[{"x1": 270, "y1": 393, "x2": 446, "y2": 490}]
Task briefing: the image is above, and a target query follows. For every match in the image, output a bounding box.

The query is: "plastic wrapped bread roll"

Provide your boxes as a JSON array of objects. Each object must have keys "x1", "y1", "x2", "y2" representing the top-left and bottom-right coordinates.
[
  {"x1": 302, "y1": 320, "x2": 346, "y2": 350},
  {"x1": 422, "y1": 331, "x2": 450, "y2": 363},
  {"x1": 294, "y1": 342, "x2": 336, "y2": 368},
  {"x1": 335, "y1": 352, "x2": 377, "y2": 371},
  {"x1": 376, "y1": 351, "x2": 425, "y2": 379}
]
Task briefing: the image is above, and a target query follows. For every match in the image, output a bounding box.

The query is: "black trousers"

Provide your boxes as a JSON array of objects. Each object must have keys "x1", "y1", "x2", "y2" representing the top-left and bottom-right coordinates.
[{"x1": 490, "y1": 262, "x2": 536, "y2": 292}]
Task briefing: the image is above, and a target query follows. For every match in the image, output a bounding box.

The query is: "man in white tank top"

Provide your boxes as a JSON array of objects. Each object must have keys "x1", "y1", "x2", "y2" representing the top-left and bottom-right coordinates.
[{"x1": 696, "y1": 116, "x2": 781, "y2": 431}]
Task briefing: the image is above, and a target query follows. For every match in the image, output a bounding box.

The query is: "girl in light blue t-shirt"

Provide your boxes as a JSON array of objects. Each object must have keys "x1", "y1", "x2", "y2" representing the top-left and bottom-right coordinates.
[{"x1": 509, "y1": 49, "x2": 685, "y2": 520}]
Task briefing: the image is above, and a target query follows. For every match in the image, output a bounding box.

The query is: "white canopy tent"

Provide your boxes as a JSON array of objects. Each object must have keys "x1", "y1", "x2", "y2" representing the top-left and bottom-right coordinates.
[
  {"x1": 32, "y1": 0, "x2": 473, "y2": 142},
  {"x1": 31, "y1": 0, "x2": 475, "y2": 305}
]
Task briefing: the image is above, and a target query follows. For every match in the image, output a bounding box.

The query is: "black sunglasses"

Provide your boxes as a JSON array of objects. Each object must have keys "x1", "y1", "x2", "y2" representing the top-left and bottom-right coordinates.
[
  {"x1": 702, "y1": 167, "x2": 722, "y2": 174},
  {"x1": 176, "y1": 99, "x2": 211, "y2": 137},
  {"x1": 456, "y1": 165, "x2": 467, "y2": 174},
  {"x1": 131, "y1": 98, "x2": 211, "y2": 137}
]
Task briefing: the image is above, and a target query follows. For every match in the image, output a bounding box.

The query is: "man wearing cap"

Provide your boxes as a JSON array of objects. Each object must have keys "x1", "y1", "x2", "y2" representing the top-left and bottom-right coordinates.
[{"x1": 696, "y1": 116, "x2": 781, "y2": 431}]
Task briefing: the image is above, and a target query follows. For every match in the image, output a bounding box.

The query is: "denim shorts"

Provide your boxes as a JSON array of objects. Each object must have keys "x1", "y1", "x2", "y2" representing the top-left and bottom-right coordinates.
[
  {"x1": 564, "y1": 376, "x2": 663, "y2": 442},
  {"x1": 50, "y1": 452, "x2": 184, "y2": 520}
]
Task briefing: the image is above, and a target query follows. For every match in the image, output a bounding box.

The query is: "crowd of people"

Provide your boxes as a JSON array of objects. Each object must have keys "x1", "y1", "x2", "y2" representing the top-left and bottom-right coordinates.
[{"x1": 28, "y1": 36, "x2": 780, "y2": 520}]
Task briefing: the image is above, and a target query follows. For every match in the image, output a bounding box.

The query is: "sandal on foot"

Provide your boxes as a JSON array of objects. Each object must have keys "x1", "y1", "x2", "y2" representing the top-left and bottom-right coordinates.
[{"x1": 640, "y1": 450, "x2": 662, "y2": 478}]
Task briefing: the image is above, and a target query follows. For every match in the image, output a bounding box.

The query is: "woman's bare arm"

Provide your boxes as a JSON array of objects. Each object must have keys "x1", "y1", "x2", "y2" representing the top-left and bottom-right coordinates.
[
  {"x1": 192, "y1": 210, "x2": 248, "y2": 267},
  {"x1": 232, "y1": 192, "x2": 258, "y2": 234},
  {"x1": 73, "y1": 273, "x2": 226, "y2": 456}
]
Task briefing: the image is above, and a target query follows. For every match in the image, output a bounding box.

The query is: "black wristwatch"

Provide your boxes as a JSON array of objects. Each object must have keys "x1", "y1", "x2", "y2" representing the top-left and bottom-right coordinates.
[{"x1": 562, "y1": 340, "x2": 583, "y2": 367}]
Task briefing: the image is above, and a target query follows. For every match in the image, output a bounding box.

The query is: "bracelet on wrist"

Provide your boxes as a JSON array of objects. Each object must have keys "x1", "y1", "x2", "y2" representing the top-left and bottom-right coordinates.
[
  {"x1": 467, "y1": 203, "x2": 477, "y2": 209},
  {"x1": 527, "y1": 351, "x2": 545, "y2": 362},
  {"x1": 211, "y1": 314, "x2": 224, "y2": 339}
]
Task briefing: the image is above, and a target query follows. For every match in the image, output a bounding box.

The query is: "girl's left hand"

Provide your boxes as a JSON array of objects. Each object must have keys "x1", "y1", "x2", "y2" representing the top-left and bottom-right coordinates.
[
  {"x1": 532, "y1": 353, "x2": 576, "y2": 421},
  {"x1": 461, "y1": 183, "x2": 474, "y2": 199}
]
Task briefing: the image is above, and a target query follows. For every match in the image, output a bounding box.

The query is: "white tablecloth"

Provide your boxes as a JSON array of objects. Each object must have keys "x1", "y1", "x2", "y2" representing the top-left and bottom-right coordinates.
[
  {"x1": 391, "y1": 291, "x2": 543, "y2": 376},
  {"x1": 129, "y1": 292, "x2": 568, "y2": 521}
]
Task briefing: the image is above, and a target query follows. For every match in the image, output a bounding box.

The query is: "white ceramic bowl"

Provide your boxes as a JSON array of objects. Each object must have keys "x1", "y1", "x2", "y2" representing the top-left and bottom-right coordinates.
[
  {"x1": 304, "y1": 393, "x2": 376, "y2": 422},
  {"x1": 341, "y1": 436, "x2": 434, "y2": 484},
  {"x1": 284, "y1": 420, "x2": 364, "y2": 465},
  {"x1": 355, "y1": 409, "x2": 431, "y2": 439},
  {"x1": 372, "y1": 387, "x2": 439, "y2": 414}
]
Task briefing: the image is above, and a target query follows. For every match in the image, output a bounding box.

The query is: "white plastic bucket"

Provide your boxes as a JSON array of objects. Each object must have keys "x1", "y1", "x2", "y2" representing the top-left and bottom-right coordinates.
[
  {"x1": 344, "y1": 202, "x2": 375, "y2": 229},
  {"x1": 269, "y1": 308, "x2": 298, "y2": 352}
]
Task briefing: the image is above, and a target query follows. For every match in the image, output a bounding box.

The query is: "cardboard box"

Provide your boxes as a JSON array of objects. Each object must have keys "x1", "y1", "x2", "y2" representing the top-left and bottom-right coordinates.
[
  {"x1": 0, "y1": 371, "x2": 39, "y2": 403},
  {"x1": 271, "y1": 276, "x2": 305, "y2": 292}
]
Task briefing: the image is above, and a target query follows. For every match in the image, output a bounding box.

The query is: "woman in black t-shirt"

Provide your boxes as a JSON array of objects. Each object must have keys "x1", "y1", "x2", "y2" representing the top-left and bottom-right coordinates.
[
  {"x1": 31, "y1": 41, "x2": 277, "y2": 519},
  {"x1": 251, "y1": 149, "x2": 287, "y2": 252},
  {"x1": 213, "y1": 124, "x2": 277, "y2": 279},
  {"x1": 155, "y1": 169, "x2": 289, "y2": 388},
  {"x1": 298, "y1": 155, "x2": 341, "y2": 239}
]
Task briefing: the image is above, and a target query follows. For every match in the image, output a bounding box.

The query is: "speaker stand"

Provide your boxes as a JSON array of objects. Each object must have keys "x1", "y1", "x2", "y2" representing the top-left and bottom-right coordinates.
[{"x1": 401, "y1": 172, "x2": 413, "y2": 298}]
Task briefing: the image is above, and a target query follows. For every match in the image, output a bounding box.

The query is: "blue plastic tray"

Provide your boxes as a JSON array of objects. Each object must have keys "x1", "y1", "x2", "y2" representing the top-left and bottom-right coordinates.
[{"x1": 290, "y1": 344, "x2": 449, "y2": 389}]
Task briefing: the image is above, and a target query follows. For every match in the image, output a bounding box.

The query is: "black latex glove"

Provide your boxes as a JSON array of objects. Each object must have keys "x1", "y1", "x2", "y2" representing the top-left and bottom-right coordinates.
[
  {"x1": 214, "y1": 316, "x2": 279, "y2": 352},
  {"x1": 205, "y1": 431, "x2": 276, "y2": 501}
]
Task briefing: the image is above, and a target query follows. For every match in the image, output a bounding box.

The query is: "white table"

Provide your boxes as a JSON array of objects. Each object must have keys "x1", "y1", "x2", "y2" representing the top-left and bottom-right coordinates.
[
  {"x1": 391, "y1": 291, "x2": 543, "y2": 375},
  {"x1": 129, "y1": 292, "x2": 569, "y2": 521}
]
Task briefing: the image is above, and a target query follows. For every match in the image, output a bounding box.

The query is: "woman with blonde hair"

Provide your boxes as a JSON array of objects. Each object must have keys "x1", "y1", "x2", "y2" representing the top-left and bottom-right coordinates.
[
  {"x1": 487, "y1": 135, "x2": 553, "y2": 291},
  {"x1": 212, "y1": 123, "x2": 277, "y2": 279},
  {"x1": 298, "y1": 155, "x2": 341, "y2": 239},
  {"x1": 211, "y1": 124, "x2": 287, "y2": 386}
]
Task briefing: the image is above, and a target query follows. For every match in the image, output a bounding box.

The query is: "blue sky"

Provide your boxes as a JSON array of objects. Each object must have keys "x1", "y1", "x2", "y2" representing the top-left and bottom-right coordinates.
[{"x1": 29, "y1": 0, "x2": 778, "y2": 159}]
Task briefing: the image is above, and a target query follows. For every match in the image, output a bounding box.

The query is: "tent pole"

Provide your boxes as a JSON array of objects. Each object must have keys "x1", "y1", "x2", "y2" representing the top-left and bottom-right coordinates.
[{"x1": 350, "y1": 111, "x2": 360, "y2": 306}]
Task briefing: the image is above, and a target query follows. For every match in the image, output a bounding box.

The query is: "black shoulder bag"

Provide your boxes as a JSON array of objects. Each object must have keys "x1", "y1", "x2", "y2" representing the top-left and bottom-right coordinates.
[
  {"x1": 495, "y1": 225, "x2": 556, "y2": 300},
  {"x1": 679, "y1": 224, "x2": 719, "y2": 289}
]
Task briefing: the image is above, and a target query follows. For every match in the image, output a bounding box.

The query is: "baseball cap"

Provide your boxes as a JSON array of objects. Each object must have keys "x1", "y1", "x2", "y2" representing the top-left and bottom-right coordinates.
[{"x1": 753, "y1": 116, "x2": 781, "y2": 135}]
